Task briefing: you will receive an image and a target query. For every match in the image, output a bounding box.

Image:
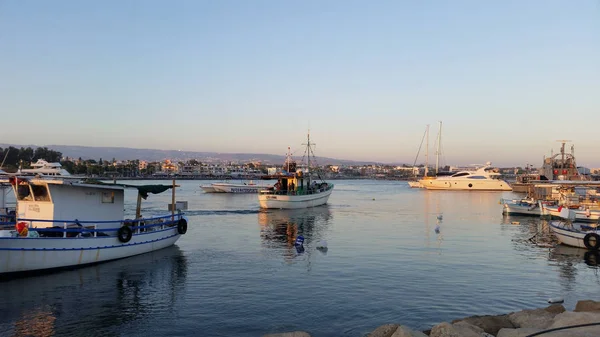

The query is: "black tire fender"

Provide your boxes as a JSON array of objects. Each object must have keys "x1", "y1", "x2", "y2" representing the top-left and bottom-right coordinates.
[
  {"x1": 177, "y1": 218, "x2": 188, "y2": 235},
  {"x1": 117, "y1": 226, "x2": 133, "y2": 243},
  {"x1": 583, "y1": 233, "x2": 600, "y2": 251}
]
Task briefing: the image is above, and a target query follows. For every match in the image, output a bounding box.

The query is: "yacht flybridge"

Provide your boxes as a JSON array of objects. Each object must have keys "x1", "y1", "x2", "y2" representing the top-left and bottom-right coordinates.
[{"x1": 18, "y1": 159, "x2": 71, "y2": 176}]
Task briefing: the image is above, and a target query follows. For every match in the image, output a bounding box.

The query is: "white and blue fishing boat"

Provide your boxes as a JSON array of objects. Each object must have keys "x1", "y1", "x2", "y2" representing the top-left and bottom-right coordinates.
[
  {"x1": 0, "y1": 175, "x2": 188, "y2": 275},
  {"x1": 258, "y1": 132, "x2": 334, "y2": 209}
]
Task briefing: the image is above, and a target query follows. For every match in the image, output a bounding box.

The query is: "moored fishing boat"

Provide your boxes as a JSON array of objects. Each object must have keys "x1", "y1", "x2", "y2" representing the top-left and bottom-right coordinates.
[
  {"x1": 501, "y1": 197, "x2": 541, "y2": 216},
  {"x1": 258, "y1": 132, "x2": 334, "y2": 209},
  {"x1": 549, "y1": 208, "x2": 600, "y2": 250},
  {"x1": 0, "y1": 175, "x2": 189, "y2": 275}
]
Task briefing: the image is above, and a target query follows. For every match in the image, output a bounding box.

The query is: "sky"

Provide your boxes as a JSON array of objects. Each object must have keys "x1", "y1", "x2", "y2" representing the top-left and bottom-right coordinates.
[{"x1": 1, "y1": 1, "x2": 599, "y2": 167}]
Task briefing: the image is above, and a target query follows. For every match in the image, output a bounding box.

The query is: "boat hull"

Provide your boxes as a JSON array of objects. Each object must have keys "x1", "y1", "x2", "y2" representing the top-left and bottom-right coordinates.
[
  {"x1": 0, "y1": 227, "x2": 180, "y2": 274},
  {"x1": 419, "y1": 178, "x2": 512, "y2": 191},
  {"x1": 549, "y1": 221, "x2": 600, "y2": 249},
  {"x1": 200, "y1": 186, "x2": 221, "y2": 193},
  {"x1": 258, "y1": 187, "x2": 333, "y2": 209},
  {"x1": 211, "y1": 183, "x2": 269, "y2": 193},
  {"x1": 407, "y1": 181, "x2": 423, "y2": 188},
  {"x1": 541, "y1": 204, "x2": 600, "y2": 222}
]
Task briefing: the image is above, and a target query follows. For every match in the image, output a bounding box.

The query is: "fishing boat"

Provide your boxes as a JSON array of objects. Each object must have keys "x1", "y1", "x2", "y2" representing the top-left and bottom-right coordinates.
[
  {"x1": 549, "y1": 208, "x2": 600, "y2": 250},
  {"x1": 501, "y1": 197, "x2": 541, "y2": 216},
  {"x1": 0, "y1": 175, "x2": 189, "y2": 275},
  {"x1": 258, "y1": 132, "x2": 334, "y2": 209}
]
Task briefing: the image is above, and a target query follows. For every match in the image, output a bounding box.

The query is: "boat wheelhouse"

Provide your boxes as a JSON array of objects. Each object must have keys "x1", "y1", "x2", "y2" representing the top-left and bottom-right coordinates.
[{"x1": 0, "y1": 176, "x2": 188, "y2": 275}]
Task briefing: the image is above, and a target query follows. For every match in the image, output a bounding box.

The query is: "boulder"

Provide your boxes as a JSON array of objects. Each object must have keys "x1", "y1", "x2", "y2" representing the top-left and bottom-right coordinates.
[
  {"x1": 546, "y1": 311, "x2": 600, "y2": 337},
  {"x1": 429, "y1": 321, "x2": 483, "y2": 337},
  {"x1": 574, "y1": 300, "x2": 600, "y2": 313},
  {"x1": 452, "y1": 314, "x2": 515, "y2": 335},
  {"x1": 368, "y1": 324, "x2": 429, "y2": 337},
  {"x1": 507, "y1": 307, "x2": 557, "y2": 329},
  {"x1": 368, "y1": 324, "x2": 400, "y2": 337},
  {"x1": 497, "y1": 328, "x2": 543, "y2": 337},
  {"x1": 263, "y1": 332, "x2": 311, "y2": 337},
  {"x1": 391, "y1": 326, "x2": 429, "y2": 337},
  {"x1": 544, "y1": 304, "x2": 566, "y2": 315}
]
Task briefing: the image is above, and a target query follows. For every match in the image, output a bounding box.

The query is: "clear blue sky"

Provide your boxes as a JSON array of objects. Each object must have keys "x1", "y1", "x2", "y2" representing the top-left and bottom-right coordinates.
[{"x1": 1, "y1": 1, "x2": 599, "y2": 167}]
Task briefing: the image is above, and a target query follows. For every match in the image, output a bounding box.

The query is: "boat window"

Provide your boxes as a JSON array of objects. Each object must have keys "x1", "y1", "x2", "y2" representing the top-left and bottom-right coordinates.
[
  {"x1": 31, "y1": 184, "x2": 51, "y2": 201},
  {"x1": 451, "y1": 172, "x2": 470, "y2": 177},
  {"x1": 102, "y1": 191, "x2": 115, "y2": 203},
  {"x1": 17, "y1": 185, "x2": 33, "y2": 201},
  {"x1": 467, "y1": 176, "x2": 487, "y2": 179}
]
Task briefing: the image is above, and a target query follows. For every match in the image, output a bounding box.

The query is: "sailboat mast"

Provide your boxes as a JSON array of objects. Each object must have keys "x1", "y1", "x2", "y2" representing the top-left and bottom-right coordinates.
[
  {"x1": 425, "y1": 124, "x2": 429, "y2": 177},
  {"x1": 435, "y1": 121, "x2": 442, "y2": 174}
]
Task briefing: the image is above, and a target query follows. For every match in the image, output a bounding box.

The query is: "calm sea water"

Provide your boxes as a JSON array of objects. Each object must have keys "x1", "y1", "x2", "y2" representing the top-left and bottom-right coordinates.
[{"x1": 1, "y1": 179, "x2": 599, "y2": 337}]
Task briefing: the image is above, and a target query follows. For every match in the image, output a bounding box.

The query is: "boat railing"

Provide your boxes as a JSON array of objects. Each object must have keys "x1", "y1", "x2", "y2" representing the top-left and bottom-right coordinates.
[
  {"x1": 5, "y1": 213, "x2": 184, "y2": 238},
  {"x1": 259, "y1": 182, "x2": 334, "y2": 196}
]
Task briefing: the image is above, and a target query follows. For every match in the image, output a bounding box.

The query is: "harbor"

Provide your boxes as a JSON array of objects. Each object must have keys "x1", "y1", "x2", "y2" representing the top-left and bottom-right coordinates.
[{"x1": 1, "y1": 178, "x2": 600, "y2": 336}]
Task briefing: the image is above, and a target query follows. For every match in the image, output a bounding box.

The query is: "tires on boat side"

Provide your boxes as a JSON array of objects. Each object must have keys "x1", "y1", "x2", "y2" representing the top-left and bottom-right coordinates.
[
  {"x1": 118, "y1": 226, "x2": 133, "y2": 243},
  {"x1": 583, "y1": 233, "x2": 600, "y2": 251},
  {"x1": 177, "y1": 219, "x2": 188, "y2": 235}
]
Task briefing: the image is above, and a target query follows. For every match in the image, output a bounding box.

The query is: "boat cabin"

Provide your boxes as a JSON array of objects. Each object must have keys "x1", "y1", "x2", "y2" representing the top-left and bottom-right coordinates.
[
  {"x1": 10, "y1": 177, "x2": 125, "y2": 229},
  {"x1": 270, "y1": 169, "x2": 328, "y2": 195}
]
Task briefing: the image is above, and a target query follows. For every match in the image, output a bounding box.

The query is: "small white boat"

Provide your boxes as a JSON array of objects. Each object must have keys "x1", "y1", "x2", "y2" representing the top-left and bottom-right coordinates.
[
  {"x1": 0, "y1": 176, "x2": 189, "y2": 275},
  {"x1": 407, "y1": 181, "x2": 423, "y2": 188},
  {"x1": 211, "y1": 181, "x2": 271, "y2": 193},
  {"x1": 541, "y1": 203, "x2": 600, "y2": 222},
  {"x1": 550, "y1": 220, "x2": 600, "y2": 250},
  {"x1": 200, "y1": 185, "x2": 221, "y2": 193},
  {"x1": 258, "y1": 132, "x2": 334, "y2": 209},
  {"x1": 502, "y1": 198, "x2": 541, "y2": 216}
]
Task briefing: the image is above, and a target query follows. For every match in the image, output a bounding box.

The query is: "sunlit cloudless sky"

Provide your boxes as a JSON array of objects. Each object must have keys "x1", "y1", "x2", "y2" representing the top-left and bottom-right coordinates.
[{"x1": 1, "y1": 0, "x2": 599, "y2": 166}]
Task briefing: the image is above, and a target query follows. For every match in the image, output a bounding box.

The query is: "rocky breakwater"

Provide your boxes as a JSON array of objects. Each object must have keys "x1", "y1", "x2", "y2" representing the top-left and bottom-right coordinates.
[{"x1": 263, "y1": 299, "x2": 600, "y2": 337}]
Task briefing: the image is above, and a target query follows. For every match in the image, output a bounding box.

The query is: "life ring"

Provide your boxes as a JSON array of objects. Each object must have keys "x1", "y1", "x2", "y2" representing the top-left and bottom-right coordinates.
[
  {"x1": 177, "y1": 218, "x2": 188, "y2": 235},
  {"x1": 583, "y1": 233, "x2": 600, "y2": 251},
  {"x1": 117, "y1": 226, "x2": 133, "y2": 243}
]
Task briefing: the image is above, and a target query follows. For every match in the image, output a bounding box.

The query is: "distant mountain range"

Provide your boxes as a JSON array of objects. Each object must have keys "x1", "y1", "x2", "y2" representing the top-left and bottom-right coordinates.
[{"x1": 0, "y1": 144, "x2": 385, "y2": 166}]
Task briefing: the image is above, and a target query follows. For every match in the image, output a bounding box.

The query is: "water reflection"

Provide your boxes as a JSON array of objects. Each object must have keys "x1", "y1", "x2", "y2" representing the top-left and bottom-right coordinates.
[
  {"x1": 0, "y1": 246, "x2": 187, "y2": 337},
  {"x1": 257, "y1": 206, "x2": 332, "y2": 261}
]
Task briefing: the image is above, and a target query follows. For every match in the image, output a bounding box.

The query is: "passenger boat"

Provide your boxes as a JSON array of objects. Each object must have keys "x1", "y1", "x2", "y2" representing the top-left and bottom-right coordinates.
[
  {"x1": 419, "y1": 163, "x2": 512, "y2": 191},
  {"x1": 0, "y1": 175, "x2": 188, "y2": 275},
  {"x1": 258, "y1": 132, "x2": 334, "y2": 209},
  {"x1": 17, "y1": 159, "x2": 71, "y2": 176}
]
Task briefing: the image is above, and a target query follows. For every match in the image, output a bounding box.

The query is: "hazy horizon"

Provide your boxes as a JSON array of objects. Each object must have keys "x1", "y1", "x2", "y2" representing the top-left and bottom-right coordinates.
[{"x1": 1, "y1": 1, "x2": 598, "y2": 166}]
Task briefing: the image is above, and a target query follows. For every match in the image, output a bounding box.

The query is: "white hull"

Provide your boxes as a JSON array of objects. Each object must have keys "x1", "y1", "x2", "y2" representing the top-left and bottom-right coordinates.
[
  {"x1": 407, "y1": 181, "x2": 423, "y2": 188},
  {"x1": 419, "y1": 178, "x2": 512, "y2": 191},
  {"x1": 258, "y1": 187, "x2": 333, "y2": 209},
  {"x1": 0, "y1": 227, "x2": 180, "y2": 274},
  {"x1": 200, "y1": 186, "x2": 221, "y2": 193},
  {"x1": 502, "y1": 201, "x2": 541, "y2": 216},
  {"x1": 549, "y1": 221, "x2": 600, "y2": 249},
  {"x1": 211, "y1": 183, "x2": 270, "y2": 193}
]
